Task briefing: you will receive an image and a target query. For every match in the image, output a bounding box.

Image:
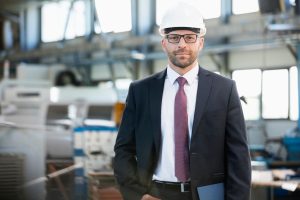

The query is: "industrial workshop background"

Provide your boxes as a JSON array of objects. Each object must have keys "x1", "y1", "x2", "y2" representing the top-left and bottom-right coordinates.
[{"x1": 1, "y1": 0, "x2": 300, "y2": 200}]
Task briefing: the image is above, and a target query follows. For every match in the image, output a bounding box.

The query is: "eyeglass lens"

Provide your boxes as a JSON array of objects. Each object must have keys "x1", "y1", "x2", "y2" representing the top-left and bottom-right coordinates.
[{"x1": 166, "y1": 34, "x2": 198, "y2": 43}]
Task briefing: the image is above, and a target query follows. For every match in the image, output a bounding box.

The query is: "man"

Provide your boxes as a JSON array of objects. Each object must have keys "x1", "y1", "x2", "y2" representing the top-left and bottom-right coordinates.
[{"x1": 114, "y1": 2, "x2": 251, "y2": 200}]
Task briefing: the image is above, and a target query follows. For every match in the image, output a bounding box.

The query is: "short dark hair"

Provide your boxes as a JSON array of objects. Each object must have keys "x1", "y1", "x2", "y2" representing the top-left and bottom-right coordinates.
[{"x1": 163, "y1": 27, "x2": 200, "y2": 34}]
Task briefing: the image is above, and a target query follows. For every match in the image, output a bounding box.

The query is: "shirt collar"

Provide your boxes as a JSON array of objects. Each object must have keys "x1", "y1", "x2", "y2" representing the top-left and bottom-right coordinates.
[{"x1": 166, "y1": 63, "x2": 199, "y2": 85}]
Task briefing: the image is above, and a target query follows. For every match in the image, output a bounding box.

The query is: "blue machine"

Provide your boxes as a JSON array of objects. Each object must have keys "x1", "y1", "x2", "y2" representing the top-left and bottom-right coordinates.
[
  {"x1": 283, "y1": 136, "x2": 300, "y2": 161},
  {"x1": 73, "y1": 125, "x2": 118, "y2": 200}
]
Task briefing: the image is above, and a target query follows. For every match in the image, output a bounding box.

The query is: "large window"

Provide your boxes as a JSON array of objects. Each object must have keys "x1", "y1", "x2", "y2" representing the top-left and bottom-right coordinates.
[
  {"x1": 232, "y1": 0, "x2": 259, "y2": 15},
  {"x1": 262, "y1": 69, "x2": 289, "y2": 119},
  {"x1": 42, "y1": 0, "x2": 86, "y2": 42},
  {"x1": 233, "y1": 67, "x2": 297, "y2": 121},
  {"x1": 94, "y1": 0, "x2": 132, "y2": 33},
  {"x1": 156, "y1": 0, "x2": 221, "y2": 25},
  {"x1": 42, "y1": 0, "x2": 131, "y2": 42},
  {"x1": 232, "y1": 69, "x2": 261, "y2": 120},
  {"x1": 290, "y1": 66, "x2": 298, "y2": 121}
]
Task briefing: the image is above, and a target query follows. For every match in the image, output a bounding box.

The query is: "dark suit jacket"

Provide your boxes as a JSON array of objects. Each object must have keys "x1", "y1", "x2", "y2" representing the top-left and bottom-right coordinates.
[{"x1": 114, "y1": 67, "x2": 251, "y2": 200}]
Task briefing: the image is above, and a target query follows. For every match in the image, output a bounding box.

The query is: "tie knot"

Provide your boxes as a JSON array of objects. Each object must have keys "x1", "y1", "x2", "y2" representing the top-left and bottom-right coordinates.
[{"x1": 177, "y1": 77, "x2": 187, "y2": 87}]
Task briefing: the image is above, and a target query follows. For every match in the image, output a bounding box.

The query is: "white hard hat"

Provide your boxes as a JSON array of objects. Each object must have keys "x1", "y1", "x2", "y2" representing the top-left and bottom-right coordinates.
[{"x1": 159, "y1": 2, "x2": 206, "y2": 36}]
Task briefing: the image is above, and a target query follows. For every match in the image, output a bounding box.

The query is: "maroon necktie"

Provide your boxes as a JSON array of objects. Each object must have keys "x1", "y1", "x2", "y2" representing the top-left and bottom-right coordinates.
[{"x1": 174, "y1": 77, "x2": 189, "y2": 182}]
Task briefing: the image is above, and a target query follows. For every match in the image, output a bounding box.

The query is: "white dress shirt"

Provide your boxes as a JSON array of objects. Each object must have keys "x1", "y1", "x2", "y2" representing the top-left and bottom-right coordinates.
[{"x1": 153, "y1": 64, "x2": 199, "y2": 182}]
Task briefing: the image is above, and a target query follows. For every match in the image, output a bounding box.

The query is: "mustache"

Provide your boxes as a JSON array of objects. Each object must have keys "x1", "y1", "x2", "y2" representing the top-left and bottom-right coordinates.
[{"x1": 174, "y1": 49, "x2": 190, "y2": 54}]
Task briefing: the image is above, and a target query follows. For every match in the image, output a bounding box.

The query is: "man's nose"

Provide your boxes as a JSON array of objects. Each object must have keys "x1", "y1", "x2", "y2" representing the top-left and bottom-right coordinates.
[{"x1": 178, "y1": 37, "x2": 187, "y2": 47}]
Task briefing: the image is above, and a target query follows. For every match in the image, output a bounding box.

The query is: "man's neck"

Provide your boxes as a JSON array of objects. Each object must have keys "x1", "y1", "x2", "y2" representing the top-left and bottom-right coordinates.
[{"x1": 169, "y1": 61, "x2": 198, "y2": 76}]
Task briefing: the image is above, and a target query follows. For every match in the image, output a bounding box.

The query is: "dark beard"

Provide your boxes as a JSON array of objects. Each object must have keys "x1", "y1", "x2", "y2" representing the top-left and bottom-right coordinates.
[{"x1": 168, "y1": 51, "x2": 197, "y2": 68}]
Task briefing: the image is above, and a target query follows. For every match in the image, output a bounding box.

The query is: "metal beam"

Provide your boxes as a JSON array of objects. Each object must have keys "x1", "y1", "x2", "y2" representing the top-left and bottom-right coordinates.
[
  {"x1": 131, "y1": 0, "x2": 156, "y2": 79},
  {"x1": 62, "y1": 0, "x2": 75, "y2": 42},
  {"x1": 19, "y1": 9, "x2": 26, "y2": 50},
  {"x1": 286, "y1": 43, "x2": 297, "y2": 60},
  {"x1": 208, "y1": 53, "x2": 224, "y2": 72},
  {"x1": 221, "y1": 0, "x2": 232, "y2": 23},
  {"x1": 219, "y1": 0, "x2": 232, "y2": 76},
  {"x1": 1, "y1": 35, "x2": 290, "y2": 66},
  {"x1": 0, "y1": 10, "x2": 19, "y2": 23},
  {"x1": 85, "y1": 0, "x2": 95, "y2": 41},
  {"x1": 131, "y1": 0, "x2": 156, "y2": 35}
]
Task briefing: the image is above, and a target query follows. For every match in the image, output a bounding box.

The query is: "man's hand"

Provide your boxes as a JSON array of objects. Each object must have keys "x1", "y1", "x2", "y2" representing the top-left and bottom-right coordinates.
[{"x1": 141, "y1": 194, "x2": 161, "y2": 200}]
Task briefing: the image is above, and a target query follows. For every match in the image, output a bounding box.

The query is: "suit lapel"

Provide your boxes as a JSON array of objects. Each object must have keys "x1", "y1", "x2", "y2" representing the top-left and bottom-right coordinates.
[
  {"x1": 149, "y1": 67, "x2": 211, "y2": 151},
  {"x1": 192, "y1": 67, "x2": 212, "y2": 138},
  {"x1": 149, "y1": 70, "x2": 166, "y2": 153}
]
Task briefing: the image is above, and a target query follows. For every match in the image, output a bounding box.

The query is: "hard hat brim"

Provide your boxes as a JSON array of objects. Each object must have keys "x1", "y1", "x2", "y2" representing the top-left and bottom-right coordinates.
[{"x1": 159, "y1": 27, "x2": 206, "y2": 37}]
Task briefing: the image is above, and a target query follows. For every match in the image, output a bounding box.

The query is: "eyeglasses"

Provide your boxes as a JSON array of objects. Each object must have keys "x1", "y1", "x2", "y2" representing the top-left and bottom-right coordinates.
[{"x1": 165, "y1": 34, "x2": 199, "y2": 44}]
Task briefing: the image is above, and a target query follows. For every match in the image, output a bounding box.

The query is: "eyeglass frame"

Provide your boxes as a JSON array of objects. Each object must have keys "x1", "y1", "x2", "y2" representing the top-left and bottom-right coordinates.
[{"x1": 164, "y1": 34, "x2": 200, "y2": 44}]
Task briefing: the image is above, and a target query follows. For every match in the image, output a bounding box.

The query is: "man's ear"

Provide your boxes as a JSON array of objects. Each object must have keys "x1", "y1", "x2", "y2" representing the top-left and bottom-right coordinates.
[
  {"x1": 161, "y1": 39, "x2": 167, "y2": 52},
  {"x1": 198, "y1": 37, "x2": 205, "y2": 49}
]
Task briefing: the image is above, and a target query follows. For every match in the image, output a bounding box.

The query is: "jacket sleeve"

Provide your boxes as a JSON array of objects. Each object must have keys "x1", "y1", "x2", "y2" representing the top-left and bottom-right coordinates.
[
  {"x1": 225, "y1": 81, "x2": 251, "y2": 200},
  {"x1": 114, "y1": 83, "x2": 147, "y2": 200}
]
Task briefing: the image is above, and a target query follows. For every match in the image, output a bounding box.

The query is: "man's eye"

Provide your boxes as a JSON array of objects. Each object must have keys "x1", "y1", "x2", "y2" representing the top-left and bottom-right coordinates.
[
  {"x1": 185, "y1": 36, "x2": 193, "y2": 40},
  {"x1": 169, "y1": 36, "x2": 179, "y2": 40}
]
